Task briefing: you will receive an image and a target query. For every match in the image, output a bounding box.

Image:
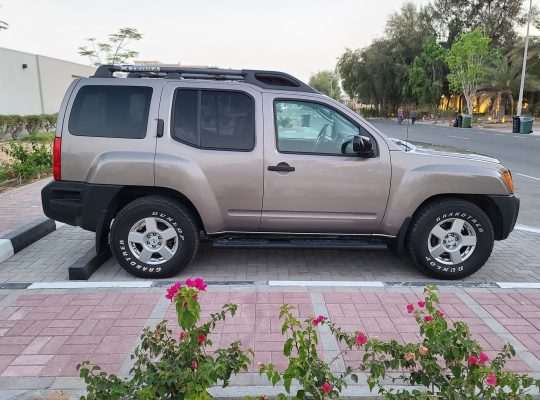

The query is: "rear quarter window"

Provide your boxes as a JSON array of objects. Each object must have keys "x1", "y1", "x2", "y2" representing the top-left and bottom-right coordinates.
[{"x1": 68, "y1": 85, "x2": 153, "y2": 138}]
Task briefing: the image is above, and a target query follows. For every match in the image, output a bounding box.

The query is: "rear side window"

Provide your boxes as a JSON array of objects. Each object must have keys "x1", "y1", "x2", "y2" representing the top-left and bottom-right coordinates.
[
  {"x1": 172, "y1": 89, "x2": 255, "y2": 151},
  {"x1": 68, "y1": 85, "x2": 152, "y2": 138}
]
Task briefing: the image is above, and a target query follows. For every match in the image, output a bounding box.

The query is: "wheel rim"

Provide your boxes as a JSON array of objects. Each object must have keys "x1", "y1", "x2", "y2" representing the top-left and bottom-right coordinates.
[
  {"x1": 427, "y1": 218, "x2": 477, "y2": 266},
  {"x1": 127, "y1": 217, "x2": 179, "y2": 265}
]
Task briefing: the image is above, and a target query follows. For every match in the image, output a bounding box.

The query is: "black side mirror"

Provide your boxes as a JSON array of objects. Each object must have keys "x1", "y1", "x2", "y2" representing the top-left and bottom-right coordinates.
[{"x1": 342, "y1": 135, "x2": 375, "y2": 157}]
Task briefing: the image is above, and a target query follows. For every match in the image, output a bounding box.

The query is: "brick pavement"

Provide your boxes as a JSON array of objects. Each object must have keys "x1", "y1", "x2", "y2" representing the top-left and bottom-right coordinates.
[
  {"x1": 0, "y1": 225, "x2": 539, "y2": 284},
  {"x1": 0, "y1": 178, "x2": 50, "y2": 236},
  {"x1": 0, "y1": 285, "x2": 538, "y2": 398}
]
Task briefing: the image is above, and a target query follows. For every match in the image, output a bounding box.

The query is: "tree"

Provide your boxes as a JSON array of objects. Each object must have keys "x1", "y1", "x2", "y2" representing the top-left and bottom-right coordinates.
[
  {"x1": 428, "y1": 0, "x2": 529, "y2": 49},
  {"x1": 407, "y1": 36, "x2": 448, "y2": 106},
  {"x1": 78, "y1": 27, "x2": 142, "y2": 66},
  {"x1": 308, "y1": 70, "x2": 342, "y2": 100},
  {"x1": 446, "y1": 29, "x2": 494, "y2": 115}
]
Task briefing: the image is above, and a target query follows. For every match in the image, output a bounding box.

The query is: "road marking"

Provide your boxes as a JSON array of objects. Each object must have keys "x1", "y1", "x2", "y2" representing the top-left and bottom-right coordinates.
[
  {"x1": 494, "y1": 133, "x2": 504, "y2": 136},
  {"x1": 28, "y1": 281, "x2": 153, "y2": 289},
  {"x1": 268, "y1": 280, "x2": 384, "y2": 287},
  {"x1": 449, "y1": 135, "x2": 471, "y2": 140},
  {"x1": 496, "y1": 282, "x2": 540, "y2": 289},
  {"x1": 515, "y1": 173, "x2": 540, "y2": 181},
  {"x1": 515, "y1": 224, "x2": 540, "y2": 234}
]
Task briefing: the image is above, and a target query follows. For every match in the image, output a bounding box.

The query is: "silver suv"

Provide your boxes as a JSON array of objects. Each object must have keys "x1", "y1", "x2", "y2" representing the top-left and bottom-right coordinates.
[{"x1": 41, "y1": 65, "x2": 519, "y2": 280}]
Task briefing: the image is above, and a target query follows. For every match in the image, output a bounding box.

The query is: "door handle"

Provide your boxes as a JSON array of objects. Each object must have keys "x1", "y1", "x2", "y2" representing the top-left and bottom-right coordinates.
[{"x1": 268, "y1": 162, "x2": 295, "y2": 172}]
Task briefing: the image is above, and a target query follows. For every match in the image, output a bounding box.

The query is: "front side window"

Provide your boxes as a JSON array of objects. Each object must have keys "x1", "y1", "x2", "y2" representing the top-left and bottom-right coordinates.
[
  {"x1": 274, "y1": 100, "x2": 364, "y2": 155},
  {"x1": 172, "y1": 89, "x2": 255, "y2": 151},
  {"x1": 69, "y1": 85, "x2": 152, "y2": 138}
]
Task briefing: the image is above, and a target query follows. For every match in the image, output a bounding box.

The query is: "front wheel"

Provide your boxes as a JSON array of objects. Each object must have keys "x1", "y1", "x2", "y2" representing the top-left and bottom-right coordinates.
[
  {"x1": 406, "y1": 199, "x2": 494, "y2": 279},
  {"x1": 110, "y1": 196, "x2": 199, "y2": 279}
]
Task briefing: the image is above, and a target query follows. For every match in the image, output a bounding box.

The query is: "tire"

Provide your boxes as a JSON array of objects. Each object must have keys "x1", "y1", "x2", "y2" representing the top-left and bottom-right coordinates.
[
  {"x1": 110, "y1": 196, "x2": 199, "y2": 279},
  {"x1": 406, "y1": 199, "x2": 494, "y2": 280}
]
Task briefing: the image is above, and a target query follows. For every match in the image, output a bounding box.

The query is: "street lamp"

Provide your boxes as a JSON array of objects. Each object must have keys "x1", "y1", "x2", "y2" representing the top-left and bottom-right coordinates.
[{"x1": 517, "y1": 0, "x2": 533, "y2": 116}]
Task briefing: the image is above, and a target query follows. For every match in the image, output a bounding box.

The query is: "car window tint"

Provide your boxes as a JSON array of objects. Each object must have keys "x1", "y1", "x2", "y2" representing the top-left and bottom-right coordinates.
[
  {"x1": 274, "y1": 100, "x2": 360, "y2": 155},
  {"x1": 69, "y1": 85, "x2": 152, "y2": 138},
  {"x1": 171, "y1": 89, "x2": 255, "y2": 151}
]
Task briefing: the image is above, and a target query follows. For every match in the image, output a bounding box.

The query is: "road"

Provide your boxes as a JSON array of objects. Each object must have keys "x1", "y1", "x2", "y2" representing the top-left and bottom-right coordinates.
[{"x1": 369, "y1": 119, "x2": 540, "y2": 227}]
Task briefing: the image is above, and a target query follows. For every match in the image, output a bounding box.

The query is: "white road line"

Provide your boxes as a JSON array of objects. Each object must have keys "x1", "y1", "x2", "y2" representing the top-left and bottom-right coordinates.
[
  {"x1": 494, "y1": 133, "x2": 504, "y2": 136},
  {"x1": 515, "y1": 173, "x2": 540, "y2": 181},
  {"x1": 28, "y1": 281, "x2": 153, "y2": 289},
  {"x1": 268, "y1": 280, "x2": 384, "y2": 287},
  {"x1": 515, "y1": 224, "x2": 540, "y2": 234},
  {"x1": 449, "y1": 135, "x2": 471, "y2": 140},
  {"x1": 496, "y1": 282, "x2": 540, "y2": 289}
]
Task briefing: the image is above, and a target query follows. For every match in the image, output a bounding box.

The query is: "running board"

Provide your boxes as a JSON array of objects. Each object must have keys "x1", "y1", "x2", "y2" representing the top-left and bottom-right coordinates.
[{"x1": 212, "y1": 238, "x2": 388, "y2": 250}]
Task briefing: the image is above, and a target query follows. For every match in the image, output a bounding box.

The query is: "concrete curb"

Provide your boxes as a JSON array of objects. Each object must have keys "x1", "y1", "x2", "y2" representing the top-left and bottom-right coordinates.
[{"x1": 0, "y1": 217, "x2": 63, "y2": 264}]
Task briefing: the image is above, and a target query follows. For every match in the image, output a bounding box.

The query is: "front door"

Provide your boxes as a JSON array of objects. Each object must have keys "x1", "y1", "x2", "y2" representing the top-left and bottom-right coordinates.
[{"x1": 261, "y1": 94, "x2": 391, "y2": 234}]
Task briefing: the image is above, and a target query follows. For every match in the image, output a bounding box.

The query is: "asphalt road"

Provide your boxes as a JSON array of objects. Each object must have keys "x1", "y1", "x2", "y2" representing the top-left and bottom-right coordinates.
[{"x1": 369, "y1": 119, "x2": 540, "y2": 227}]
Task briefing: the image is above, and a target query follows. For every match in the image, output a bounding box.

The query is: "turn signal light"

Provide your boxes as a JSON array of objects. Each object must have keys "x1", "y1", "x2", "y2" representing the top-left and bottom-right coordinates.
[
  {"x1": 503, "y1": 171, "x2": 514, "y2": 194},
  {"x1": 53, "y1": 137, "x2": 61, "y2": 181}
]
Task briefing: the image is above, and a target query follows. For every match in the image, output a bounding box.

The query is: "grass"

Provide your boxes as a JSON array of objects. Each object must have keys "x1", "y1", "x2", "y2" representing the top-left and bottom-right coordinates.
[
  {"x1": 0, "y1": 167, "x2": 12, "y2": 182},
  {"x1": 19, "y1": 131, "x2": 55, "y2": 143}
]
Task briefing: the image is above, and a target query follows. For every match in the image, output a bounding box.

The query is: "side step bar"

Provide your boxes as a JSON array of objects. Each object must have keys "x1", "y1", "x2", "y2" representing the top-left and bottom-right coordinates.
[{"x1": 212, "y1": 238, "x2": 388, "y2": 250}]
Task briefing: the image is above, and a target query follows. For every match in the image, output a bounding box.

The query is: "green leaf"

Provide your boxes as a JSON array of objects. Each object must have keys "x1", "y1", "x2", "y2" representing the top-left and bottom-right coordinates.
[{"x1": 284, "y1": 338, "x2": 294, "y2": 357}]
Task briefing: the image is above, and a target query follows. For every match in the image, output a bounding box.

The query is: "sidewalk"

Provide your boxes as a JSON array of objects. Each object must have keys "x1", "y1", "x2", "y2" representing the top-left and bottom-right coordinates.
[
  {"x1": 0, "y1": 179, "x2": 50, "y2": 237},
  {"x1": 0, "y1": 284, "x2": 538, "y2": 398}
]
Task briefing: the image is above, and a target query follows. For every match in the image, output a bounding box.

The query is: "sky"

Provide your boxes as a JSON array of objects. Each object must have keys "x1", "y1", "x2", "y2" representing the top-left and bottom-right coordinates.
[{"x1": 0, "y1": 0, "x2": 538, "y2": 82}]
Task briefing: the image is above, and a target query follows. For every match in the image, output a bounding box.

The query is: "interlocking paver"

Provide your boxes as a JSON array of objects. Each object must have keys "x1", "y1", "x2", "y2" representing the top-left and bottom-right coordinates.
[{"x1": 0, "y1": 178, "x2": 50, "y2": 236}]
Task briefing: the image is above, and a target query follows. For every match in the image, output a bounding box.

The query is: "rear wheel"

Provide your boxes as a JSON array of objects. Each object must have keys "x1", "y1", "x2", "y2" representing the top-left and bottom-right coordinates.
[
  {"x1": 110, "y1": 196, "x2": 199, "y2": 278},
  {"x1": 407, "y1": 199, "x2": 494, "y2": 279}
]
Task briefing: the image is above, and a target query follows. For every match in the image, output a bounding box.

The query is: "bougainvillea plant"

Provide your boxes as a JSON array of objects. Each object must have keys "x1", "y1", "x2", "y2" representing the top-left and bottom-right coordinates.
[
  {"x1": 78, "y1": 278, "x2": 253, "y2": 400},
  {"x1": 356, "y1": 286, "x2": 540, "y2": 399}
]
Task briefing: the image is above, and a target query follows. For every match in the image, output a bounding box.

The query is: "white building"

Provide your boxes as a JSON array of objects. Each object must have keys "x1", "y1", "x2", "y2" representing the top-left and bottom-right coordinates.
[{"x1": 0, "y1": 47, "x2": 96, "y2": 115}]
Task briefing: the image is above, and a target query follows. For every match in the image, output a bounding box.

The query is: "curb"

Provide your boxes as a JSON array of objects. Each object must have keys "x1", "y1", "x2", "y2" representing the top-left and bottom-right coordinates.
[{"x1": 0, "y1": 217, "x2": 63, "y2": 263}]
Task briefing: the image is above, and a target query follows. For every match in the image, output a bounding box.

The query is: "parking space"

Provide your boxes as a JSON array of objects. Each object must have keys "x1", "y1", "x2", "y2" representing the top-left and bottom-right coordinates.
[{"x1": 0, "y1": 225, "x2": 538, "y2": 283}]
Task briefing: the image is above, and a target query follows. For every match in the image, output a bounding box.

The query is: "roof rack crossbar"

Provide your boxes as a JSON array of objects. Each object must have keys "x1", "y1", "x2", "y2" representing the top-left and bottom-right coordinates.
[{"x1": 93, "y1": 65, "x2": 317, "y2": 93}]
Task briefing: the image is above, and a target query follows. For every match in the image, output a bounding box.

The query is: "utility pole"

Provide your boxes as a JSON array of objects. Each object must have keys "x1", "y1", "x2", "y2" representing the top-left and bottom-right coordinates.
[{"x1": 517, "y1": 0, "x2": 533, "y2": 116}]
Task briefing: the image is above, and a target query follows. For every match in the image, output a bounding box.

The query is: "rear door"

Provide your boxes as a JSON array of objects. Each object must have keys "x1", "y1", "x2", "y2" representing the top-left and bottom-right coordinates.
[
  {"x1": 261, "y1": 93, "x2": 392, "y2": 234},
  {"x1": 155, "y1": 81, "x2": 264, "y2": 233}
]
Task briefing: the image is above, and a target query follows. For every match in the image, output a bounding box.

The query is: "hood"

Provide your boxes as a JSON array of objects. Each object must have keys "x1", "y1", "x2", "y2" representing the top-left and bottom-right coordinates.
[{"x1": 390, "y1": 138, "x2": 500, "y2": 164}]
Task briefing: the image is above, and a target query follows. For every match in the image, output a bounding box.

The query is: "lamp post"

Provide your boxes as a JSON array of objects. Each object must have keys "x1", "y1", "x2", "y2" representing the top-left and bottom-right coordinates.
[{"x1": 517, "y1": 0, "x2": 533, "y2": 116}]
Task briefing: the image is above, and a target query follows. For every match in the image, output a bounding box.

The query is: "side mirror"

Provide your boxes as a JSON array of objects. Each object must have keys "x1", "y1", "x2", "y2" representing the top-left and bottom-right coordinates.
[{"x1": 342, "y1": 135, "x2": 375, "y2": 157}]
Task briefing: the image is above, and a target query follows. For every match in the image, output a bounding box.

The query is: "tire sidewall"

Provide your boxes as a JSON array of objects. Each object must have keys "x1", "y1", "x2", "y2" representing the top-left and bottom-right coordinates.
[
  {"x1": 412, "y1": 206, "x2": 493, "y2": 278},
  {"x1": 111, "y1": 203, "x2": 194, "y2": 278}
]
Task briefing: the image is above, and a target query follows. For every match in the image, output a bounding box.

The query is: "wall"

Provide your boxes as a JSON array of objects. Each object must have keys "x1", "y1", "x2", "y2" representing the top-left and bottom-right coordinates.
[
  {"x1": 0, "y1": 47, "x2": 95, "y2": 115},
  {"x1": 0, "y1": 48, "x2": 42, "y2": 115}
]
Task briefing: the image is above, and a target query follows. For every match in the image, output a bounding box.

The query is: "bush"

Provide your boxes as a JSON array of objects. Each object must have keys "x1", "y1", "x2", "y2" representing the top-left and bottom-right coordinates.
[
  {"x1": 77, "y1": 278, "x2": 253, "y2": 400},
  {"x1": 0, "y1": 138, "x2": 52, "y2": 183},
  {"x1": 0, "y1": 114, "x2": 57, "y2": 141}
]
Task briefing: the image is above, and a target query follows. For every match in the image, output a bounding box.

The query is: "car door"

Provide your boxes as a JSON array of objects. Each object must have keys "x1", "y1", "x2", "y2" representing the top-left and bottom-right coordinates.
[
  {"x1": 261, "y1": 93, "x2": 392, "y2": 234},
  {"x1": 155, "y1": 81, "x2": 264, "y2": 234}
]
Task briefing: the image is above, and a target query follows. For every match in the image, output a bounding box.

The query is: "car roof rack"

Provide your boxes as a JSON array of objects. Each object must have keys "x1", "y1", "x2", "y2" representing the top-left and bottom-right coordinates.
[{"x1": 93, "y1": 65, "x2": 317, "y2": 93}]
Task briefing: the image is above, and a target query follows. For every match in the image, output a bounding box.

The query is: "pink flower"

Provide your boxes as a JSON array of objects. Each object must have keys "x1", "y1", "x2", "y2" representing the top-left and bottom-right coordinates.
[
  {"x1": 185, "y1": 278, "x2": 195, "y2": 288},
  {"x1": 479, "y1": 352, "x2": 489, "y2": 365},
  {"x1": 191, "y1": 360, "x2": 198, "y2": 369},
  {"x1": 439, "y1": 311, "x2": 445, "y2": 318},
  {"x1": 321, "y1": 382, "x2": 332, "y2": 394},
  {"x1": 406, "y1": 304, "x2": 414, "y2": 313},
  {"x1": 424, "y1": 315, "x2": 434, "y2": 322},
  {"x1": 193, "y1": 294, "x2": 199, "y2": 301},
  {"x1": 356, "y1": 332, "x2": 368, "y2": 345},
  {"x1": 418, "y1": 301, "x2": 426, "y2": 308},
  {"x1": 197, "y1": 333, "x2": 207, "y2": 343},
  {"x1": 312, "y1": 315, "x2": 325, "y2": 326},
  {"x1": 486, "y1": 372, "x2": 497, "y2": 386},
  {"x1": 179, "y1": 331, "x2": 186, "y2": 341},
  {"x1": 194, "y1": 277, "x2": 207, "y2": 291},
  {"x1": 469, "y1": 355, "x2": 478, "y2": 366},
  {"x1": 165, "y1": 282, "x2": 181, "y2": 300}
]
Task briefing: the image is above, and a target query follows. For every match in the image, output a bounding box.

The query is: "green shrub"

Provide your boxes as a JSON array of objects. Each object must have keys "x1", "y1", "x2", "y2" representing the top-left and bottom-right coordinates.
[
  {"x1": 77, "y1": 278, "x2": 253, "y2": 400},
  {"x1": 0, "y1": 138, "x2": 52, "y2": 183},
  {"x1": 0, "y1": 114, "x2": 57, "y2": 141}
]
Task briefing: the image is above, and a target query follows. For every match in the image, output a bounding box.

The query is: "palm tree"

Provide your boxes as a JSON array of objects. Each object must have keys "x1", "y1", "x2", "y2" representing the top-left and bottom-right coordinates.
[{"x1": 479, "y1": 55, "x2": 540, "y2": 119}]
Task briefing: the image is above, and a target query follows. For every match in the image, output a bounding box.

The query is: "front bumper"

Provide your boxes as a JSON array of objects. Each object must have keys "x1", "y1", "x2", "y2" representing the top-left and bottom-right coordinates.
[{"x1": 487, "y1": 194, "x2": 520, "y2": 240}]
